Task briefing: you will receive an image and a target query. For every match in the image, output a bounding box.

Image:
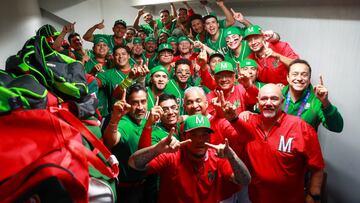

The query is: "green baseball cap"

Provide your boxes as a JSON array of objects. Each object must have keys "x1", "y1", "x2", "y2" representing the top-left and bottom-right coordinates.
[
  {"x1": 93, "y1": 36, "x2": 109, "y2": 46},
  {"x1": 240, "y1": 59, "x2": 258, "y2": 69},
  {"x1": 150, "y1": 65, "x2": 169, "y2": 76},
  {"x1": 224, "y1": 26, "x2": 243, "y2": 38},
  {"x1": 145, "y1": 36, "x2": 156, "y2": 43},
  {"x1": 36, "y1": 24, "x2": 60, "y2": 37},
  {"x1": 133, "y1": 37, "x2": 142, "y2": 44},
  {"x1": 184, "y1": 114, "x2": 214, "y2": 133},
  {"x1": 167, "y1": 36, "x2": 178, "y2": 44},
  {"x1": 158, "y1": 43, "x2": 173, "y2": 52},
  {"x1": 214, "y1": 61, "x2": 234, "y2": 74},
  {"x1": 178, "y1": 36, "x2": 190, "y2": 43},
  {"x1": 114, "y1": 19, "x2": 127, "y2": 28},
  {"x1": 244, "y1": 25, "x2": 262, "y2": 38}
]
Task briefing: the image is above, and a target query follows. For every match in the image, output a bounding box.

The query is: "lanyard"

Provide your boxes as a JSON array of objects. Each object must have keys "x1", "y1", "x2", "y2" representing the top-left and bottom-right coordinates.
[{"x1": 284, "y1": 87, "x2": 310, "y2": 117}]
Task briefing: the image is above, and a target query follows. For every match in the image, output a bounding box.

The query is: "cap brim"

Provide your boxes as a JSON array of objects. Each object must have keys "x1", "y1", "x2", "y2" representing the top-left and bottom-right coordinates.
[{"x1": 185, "y1": 126, "x2": 214, "y2": 134}]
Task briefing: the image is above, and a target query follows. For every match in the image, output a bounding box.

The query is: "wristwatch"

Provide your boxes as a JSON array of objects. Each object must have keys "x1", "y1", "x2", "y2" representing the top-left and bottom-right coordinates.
[{"x1": 308, "y1": 192, "x2": 321, "y2": 201}]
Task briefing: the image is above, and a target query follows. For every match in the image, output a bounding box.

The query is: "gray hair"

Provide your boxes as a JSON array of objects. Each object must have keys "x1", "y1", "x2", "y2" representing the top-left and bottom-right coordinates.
[{"x1": 184, "y1": 86, "x2": 207, "y2": 98}]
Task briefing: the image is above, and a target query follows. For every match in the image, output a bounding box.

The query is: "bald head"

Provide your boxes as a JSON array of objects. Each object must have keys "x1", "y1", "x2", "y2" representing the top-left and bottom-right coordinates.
[
  {"x1": 258, "y1": 84, "x2": 284, "y2": 119},
  {"x1": 258, "y1": 84, "x2": 284, "y2": 100}
]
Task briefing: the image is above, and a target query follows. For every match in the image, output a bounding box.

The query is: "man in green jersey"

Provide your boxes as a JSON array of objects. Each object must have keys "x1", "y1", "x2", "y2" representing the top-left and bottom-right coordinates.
[
  {"x1": 224, "y1": 26, "x2": 252, "y2": 77},
  {"x1": 83, "y1": 19, "x2": 128, "y2": 55},
  {"x1": 144, "y1": 36, "x2": 158, "y2": 69},
  {"x1": 147, "y1": 66, "x2": 169, "y2": 110},
  {"x1": 130, "y1": 37, "x2": 147, "y2": 66},
  {"x1": 283, "y1": 59, "x2": 343, "y2": 132},
  {"x1": 96, "y1": 45, "x2": 147, "y2": 116},
  {"x1": 84, "y1": 37, "x2": 110, "y2": 75},
  {"x1": 202, "y1": 2, "x2": 250, "y2": 55},
  {"x1": 103, "y1": 83, "x2": 148, "y2": 203},
  {"x1": 157, "y1": 43, "x2": 175, "y2": 74},
  {"x1": 164, "y1": 59, "x2": 192, "y2": 115},
  {"x1": 68, "y1": 33, "x2": 90, "y2": 64},
  {"x1": 191, "y1": 0, "x2": 238, "y2": 43}
]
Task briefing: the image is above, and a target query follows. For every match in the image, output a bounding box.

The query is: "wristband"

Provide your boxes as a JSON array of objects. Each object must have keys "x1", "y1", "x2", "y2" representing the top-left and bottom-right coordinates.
[{"x1": 229, "y1": 116, "x2": 239, "y2": 123}]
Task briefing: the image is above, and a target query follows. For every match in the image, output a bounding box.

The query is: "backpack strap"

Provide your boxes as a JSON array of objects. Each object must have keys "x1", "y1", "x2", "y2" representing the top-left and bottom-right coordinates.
[{"x1": 56, "y1": 108, "x2": 119, "y2": 179}]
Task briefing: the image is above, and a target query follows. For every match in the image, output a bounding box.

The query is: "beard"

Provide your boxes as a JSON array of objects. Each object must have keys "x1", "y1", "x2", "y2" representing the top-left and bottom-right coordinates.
[{"x1": 263, "y1": 111, "x2": 276, "y2": 118}]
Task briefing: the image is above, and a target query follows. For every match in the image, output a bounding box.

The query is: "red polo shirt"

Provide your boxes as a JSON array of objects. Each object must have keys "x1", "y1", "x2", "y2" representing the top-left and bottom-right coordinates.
[
  {"x1": 207, "y1": 84, "x2": 259, "y2": 118},
  {"x1": 232, "y1": 113, "x2": 325, "y2": 203},
  {"x1": 248, "y1": 41, "x2": 299, "y2": 85},
  {"x1": 147, "y1": 148, "x2": 239, "y2": 203}
]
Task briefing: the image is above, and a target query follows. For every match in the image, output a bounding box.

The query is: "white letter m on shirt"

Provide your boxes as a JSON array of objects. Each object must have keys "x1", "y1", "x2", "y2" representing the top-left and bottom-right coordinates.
[{"x1": 278, "y1": 135, "x2": 294, "y2": 153}]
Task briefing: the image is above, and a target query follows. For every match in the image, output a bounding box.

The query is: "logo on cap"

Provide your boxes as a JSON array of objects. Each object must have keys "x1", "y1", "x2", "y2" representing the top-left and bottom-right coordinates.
[
  {"x1": 220, "y1": 62, "x2": 228, "y2": 70},
  {"x1": 195, "y1": 115, "x2": 204, "y2": 124}
]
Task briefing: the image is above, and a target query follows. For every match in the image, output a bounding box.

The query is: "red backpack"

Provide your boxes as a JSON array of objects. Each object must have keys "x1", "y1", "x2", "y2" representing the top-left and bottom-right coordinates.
[{"x1": 0, "y1": 108, "x2": 119, "y2": 203}]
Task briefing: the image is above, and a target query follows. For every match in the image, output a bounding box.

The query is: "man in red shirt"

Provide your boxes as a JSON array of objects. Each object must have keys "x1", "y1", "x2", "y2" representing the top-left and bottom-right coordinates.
[
  {"x1": 128, "y1": 114, "x2": 251, "y2": 203},
  {"x1": 205, "y1": 61, "x2": 258, "y2": 118},
  {"x1": 245, "y1": 25, "x2": 299, "y2": 85},
  {"x1": 224, "y1": 83, "x2": 325, "y2": 203}
]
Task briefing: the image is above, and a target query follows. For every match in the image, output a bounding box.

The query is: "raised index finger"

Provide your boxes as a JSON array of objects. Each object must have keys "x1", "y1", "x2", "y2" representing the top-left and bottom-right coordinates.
[
  {"x1": 167, "y1": 127, "x2": 175, "y2": 140},
  {"x1": 121, "y1": 88, "x2": 127, "y2": 101},
  {"x1": 230, "y1": 8, "x2": 236, "y2": 14},
  {"x1": 155, "y1": 96, "x2": 159, "y2": 106},
  {"x1": 320, "y1": 75, "x2": 324, "y2": 86}
]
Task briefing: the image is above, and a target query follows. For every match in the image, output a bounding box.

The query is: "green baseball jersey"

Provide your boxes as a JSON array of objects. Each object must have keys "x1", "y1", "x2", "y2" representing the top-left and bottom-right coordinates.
[
  {"x1": 151, "y1": 122, "x2": 180, "y2": 145},
  {"x1": 140, "y1": 23, "x2": 162, "y2": 36},
  {"x1": 224, "y1": 40, "x2": 252, "y2": 77},
  {"x1": 130, "y1": 53, "x2": 148, "y2": 67},
  {"x1": 96, "y1": 68, "x2": 128, "y2": 116},
  {"x1": 205, "y1": 28, "x2": 229, "y2": 55},
  {"x1": 146, "y1": 53, "x2": 158, "y2": 69},
  {"x1": 193, "y1": 77, "x2": 212, "y2": 94},
  {"x1": 111, "y1": 115, "x2": 146, "y2": 182},
  {"x1": 251, "y1": 81, "x2": 266, "y2": 113},
  {"x1": 146, "y1": 86, "x2": 156, "y2": 110},
  {"x1": 93, "y1": 34, "x2": 127, "y2": 55},
  {"x1": 164, "y1": 79, "x2": 188, "y2": 115},
  {"x1": 155, "y1": 18, "x2": 164, "y2": 30},
  {"x1": 84, "y1": 57, "x2": 109, "y2": 74},
  {"x1": 195, "y1": 18, "x2": 227, "y2": 43},
  {"x1": 282, "y1": 85, "x2": 344, "y2": 132}
]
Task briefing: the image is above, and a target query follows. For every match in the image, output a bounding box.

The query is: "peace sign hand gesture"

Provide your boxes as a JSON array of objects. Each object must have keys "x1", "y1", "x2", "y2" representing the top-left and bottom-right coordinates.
[
  {"x1": 314, "y1": 75, "x2": 330, "y2": 108},
  {"x1": 212, "y1": 90, "x2": 238, "y2": 120},
  {"x1": 157, "y1": 127, "x2": 192, "y2": 153}
]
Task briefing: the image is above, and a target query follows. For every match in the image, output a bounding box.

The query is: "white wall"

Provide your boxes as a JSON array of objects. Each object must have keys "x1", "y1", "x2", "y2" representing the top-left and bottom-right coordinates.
[
  {"x1": 38, "y1": 0, "x2": 139, "y2": 50},
  {"x1": 0, "y1": 1, "x2": 359, "y2": 202},
  {"x1": 0, "y1": 0, "x2": 42, "y2": 67}
]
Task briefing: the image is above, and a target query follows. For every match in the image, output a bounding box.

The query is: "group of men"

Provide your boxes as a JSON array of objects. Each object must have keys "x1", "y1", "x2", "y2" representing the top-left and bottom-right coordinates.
[{"x1": 35, "y1": 0, "x2": 344, "y2": 202}]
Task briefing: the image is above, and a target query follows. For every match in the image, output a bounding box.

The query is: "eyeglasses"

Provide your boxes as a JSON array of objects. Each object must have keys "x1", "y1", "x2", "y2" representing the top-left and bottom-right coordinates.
[{"x1": 162, "y1": 105, "x2": 178, "y2": 113}]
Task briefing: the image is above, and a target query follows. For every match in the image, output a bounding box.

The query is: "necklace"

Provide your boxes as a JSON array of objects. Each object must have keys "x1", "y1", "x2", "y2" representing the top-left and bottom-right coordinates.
[{"x1": 284, "y1": 87, "x2": 311, "y2": 117}]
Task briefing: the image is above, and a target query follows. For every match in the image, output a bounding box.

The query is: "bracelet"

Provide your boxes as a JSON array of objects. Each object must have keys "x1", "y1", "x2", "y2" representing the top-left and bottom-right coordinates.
[
  {"x1": 229, "y1": 116, "x2": 239, "y2": 123},
  {"x1": 119, "y1": 77, "x2": 134, "y2": 89}
]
